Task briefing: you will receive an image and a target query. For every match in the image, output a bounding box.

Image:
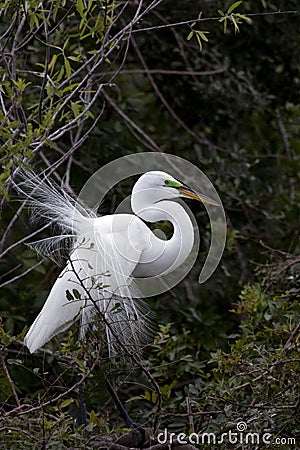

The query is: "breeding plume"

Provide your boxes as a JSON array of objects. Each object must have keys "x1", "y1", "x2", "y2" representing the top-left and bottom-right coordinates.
[{"x1": 19, "y1": 170, "x2": 218, "y2": 355}]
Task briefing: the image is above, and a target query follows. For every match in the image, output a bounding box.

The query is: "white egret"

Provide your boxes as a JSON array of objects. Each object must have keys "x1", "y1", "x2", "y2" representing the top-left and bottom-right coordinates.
[{"x1": 19, "y1": 170, "x2": 218, "y2": 355}]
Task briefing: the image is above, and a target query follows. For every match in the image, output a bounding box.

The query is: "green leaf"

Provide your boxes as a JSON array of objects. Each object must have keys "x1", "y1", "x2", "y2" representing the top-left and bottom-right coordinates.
[
  {"x1": 223, "y1": 18, "x2": 228, "y2": 34},
  {"x1": 89, "y1": 409, "x2": 98, "y2": 425},
  {"x1": 151, "y1": 391, "x2": 157, "y2": 404},
  {"x1": 72, "y1": 288, "x2": 81, "y2": 299},
  {"x1": 227, "y1": 1, "x2": 243, "y2": 14},
  {"x1": 143, "y1": 391, "x2": 151, "y2": 401},
  {"x1": 7, "y1": 359, "x2": 23, "y2": 366},
  {"x1": 198, "y1": 30, "x2": 209, "y2": 42},
  {"x1": 64, "y1": 57, "x2": 72, "y2": 78},
  {"x1": 237, "y1": 13, "x2": 252, "y2": 24},
  {"x1": 56, "y1": 65, "x2": 65, "y2": 82},
  {"x1": 195, "y1": 33, "x2": 203, "y2": 51},
  {"x1": 230, "y1": 16, "x2": 240, "y2": 33},
  {"x1": 66, "y1": 290, "x2": 74, "y2": 301},
  {"x1": 48, "y1": 53, "x2": 58, "y2": 72},
  {"x1": 187, "y1": 31, "x2": 194, "y2": 41},
  {"x1": 76, "y1": 0, "x2": 84, "y2": 17},
  {"x1": 110, "y1": 302, "x2": 121, "y2": 313},
  {"x1": 71, "y1": 102, "x2": 80, "y2": 118},
  {"x1": 60, "y1": 398, "x2": 74, "y2": 409}
]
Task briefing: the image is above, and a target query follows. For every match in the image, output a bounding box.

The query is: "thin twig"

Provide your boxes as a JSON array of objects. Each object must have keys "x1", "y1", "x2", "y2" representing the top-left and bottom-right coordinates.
[
  {"x1": 105, "y1": 68, "x2": 225, "y2": 76},
  {"x1": 102, "y1": 90, "x2": 162, "y2": 152},
  {"x1": 0, "y1": 260, "x2": 45, "y2": 289},
  {"x1": 130, "y1": 33, "x2": 224, "y2": 152},
  {"x1": 132, "y1": 10, "x2": 299, "y2": 34},
  {"x1": 0, "y1": 346, "x2": 21, "y2": 407}
]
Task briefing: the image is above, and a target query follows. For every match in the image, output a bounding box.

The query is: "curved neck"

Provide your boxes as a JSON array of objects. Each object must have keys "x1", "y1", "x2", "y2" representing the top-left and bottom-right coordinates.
[{"x1": 131, "y1": 191, "x2": 194, "y2": 276}]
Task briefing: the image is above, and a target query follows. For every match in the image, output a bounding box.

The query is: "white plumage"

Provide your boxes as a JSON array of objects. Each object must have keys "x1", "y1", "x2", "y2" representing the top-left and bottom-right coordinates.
[{"x1": 18, "y1": 170, "x2": 217, "y2": 355}]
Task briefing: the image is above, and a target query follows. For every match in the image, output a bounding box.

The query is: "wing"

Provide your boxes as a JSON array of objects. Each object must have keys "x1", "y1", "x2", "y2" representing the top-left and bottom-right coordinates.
[{"x1": 24, "y1": 215, "x2": 152, "y2": 355}]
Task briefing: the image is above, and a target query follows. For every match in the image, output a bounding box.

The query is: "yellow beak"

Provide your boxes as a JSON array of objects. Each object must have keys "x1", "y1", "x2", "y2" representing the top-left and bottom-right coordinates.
[{"x1": 178, "y1": 186, "x2": 220, "y2": 206}]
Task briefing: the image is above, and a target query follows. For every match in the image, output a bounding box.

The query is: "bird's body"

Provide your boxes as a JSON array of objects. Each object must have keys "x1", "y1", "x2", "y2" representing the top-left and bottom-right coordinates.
[
  {"x1": 21, "y1": 170, "x2": 218, "y2": 354},
  {"x1": 24, "y1": 213, "x2": 149, "y2": 354}
]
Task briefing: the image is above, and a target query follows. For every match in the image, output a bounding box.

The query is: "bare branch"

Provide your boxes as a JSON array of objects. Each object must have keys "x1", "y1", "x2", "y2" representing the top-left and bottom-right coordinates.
[
  {"x1": 0, "y1": 346, "x2": 21, "y2": 407},
  {"x1": 132, "y1": 10, "x2": 298, "y2": 34}
]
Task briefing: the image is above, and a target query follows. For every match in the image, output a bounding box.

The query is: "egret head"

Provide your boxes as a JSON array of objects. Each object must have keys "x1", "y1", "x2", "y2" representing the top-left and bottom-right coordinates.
[{"x1": 132, "y1": 171, "x2": 219, "y2": 206}]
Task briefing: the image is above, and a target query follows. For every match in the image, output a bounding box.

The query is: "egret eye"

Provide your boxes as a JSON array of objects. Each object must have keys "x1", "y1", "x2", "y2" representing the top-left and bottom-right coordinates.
[{"x1": 164, "y1": 179, "x2": 170, "y2": 185}]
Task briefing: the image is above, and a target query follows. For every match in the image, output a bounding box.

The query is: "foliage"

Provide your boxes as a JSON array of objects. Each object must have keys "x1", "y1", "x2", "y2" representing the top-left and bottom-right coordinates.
[
  {"x1": 218, "y1": 1, "x2": 252, "y2": 34},
  {"x1": 0, "y1": 0, "x2": 299, "y2": 448}
]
